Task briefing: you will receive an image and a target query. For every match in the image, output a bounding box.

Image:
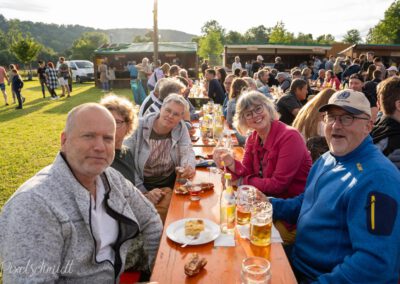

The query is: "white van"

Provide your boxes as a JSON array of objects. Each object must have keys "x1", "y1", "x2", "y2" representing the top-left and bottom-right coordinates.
[{"x1": 56, "y1": 60, "x2": 94, "y2": 83}]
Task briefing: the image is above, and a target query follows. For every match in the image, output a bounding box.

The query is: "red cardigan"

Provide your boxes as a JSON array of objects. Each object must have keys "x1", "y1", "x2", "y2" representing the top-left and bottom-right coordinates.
[{"x1": 231, "y1": 120, "x2": 312, "y2": 199}]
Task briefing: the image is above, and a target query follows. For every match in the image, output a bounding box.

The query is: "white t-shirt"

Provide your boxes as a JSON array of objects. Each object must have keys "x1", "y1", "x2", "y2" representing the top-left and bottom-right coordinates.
[
  {"x1": 90, "y1": 176, "x2": 119, "y2": 264},
  {"x1": 232, "y1": 62, "x2": 243, "y2": 71}
]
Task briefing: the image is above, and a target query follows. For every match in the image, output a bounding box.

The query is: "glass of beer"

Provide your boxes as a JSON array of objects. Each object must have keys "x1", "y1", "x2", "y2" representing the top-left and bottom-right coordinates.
[
  {"x1": 236, "y1": 185, "x2": 255, "y2": 225},
  {"x1": 241, "y1": 257, "x2": 271, "y2": 284},
  {"x1": 250, "y1": 202, "x2": 273, "y2": 247}
]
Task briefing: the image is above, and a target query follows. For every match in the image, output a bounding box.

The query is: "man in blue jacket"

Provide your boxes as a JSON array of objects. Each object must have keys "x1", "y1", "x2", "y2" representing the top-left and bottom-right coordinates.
[{"x1": 272, "y1": 89, "x2": 400, "y2": 283}]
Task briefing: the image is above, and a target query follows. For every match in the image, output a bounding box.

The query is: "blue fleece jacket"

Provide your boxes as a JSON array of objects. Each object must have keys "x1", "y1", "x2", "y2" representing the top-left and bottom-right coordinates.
[{"x1": 272, "y1": 136, "x2": 400, "y2": 283}]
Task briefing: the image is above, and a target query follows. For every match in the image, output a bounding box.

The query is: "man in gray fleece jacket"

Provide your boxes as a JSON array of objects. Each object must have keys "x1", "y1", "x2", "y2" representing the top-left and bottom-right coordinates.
[{"x1": 0, "y1": 103, "x2": 163, "y2": 283}]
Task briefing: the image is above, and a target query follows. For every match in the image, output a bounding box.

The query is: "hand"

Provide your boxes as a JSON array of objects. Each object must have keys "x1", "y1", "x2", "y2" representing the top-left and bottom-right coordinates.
[
  {"x1": 220, "y1": 152, "x2": 235, "y2": 171},
  {"x1": 181, "y1": 165, "x2": 195, "y2": 179},
  {"x1": 145, "y1": 188, "x2": 165, "y2": 205}
]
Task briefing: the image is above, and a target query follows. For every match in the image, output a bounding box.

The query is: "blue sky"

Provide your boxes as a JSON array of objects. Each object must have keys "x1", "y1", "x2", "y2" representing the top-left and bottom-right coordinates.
[{"x1": 0, "y1": 0, "x2": 394, "y2": 40}]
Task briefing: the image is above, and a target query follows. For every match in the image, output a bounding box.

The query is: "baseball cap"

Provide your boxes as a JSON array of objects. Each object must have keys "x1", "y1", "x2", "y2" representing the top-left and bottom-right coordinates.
[
  {"x1": 319, "y1": 89, "x2": 371, "y2": 116},
  {"x1": 387, "y1": 66, "x2": 398, "y2": 72},
  {"x1": 257, "y1": 55, "x2": 264, "y2": 61}
]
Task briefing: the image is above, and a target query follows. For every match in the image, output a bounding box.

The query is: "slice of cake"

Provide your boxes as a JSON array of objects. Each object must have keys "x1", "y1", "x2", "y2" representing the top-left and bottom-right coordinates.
[{"x1": 185, "y1": 219, "x2": 205, "y2": 236}]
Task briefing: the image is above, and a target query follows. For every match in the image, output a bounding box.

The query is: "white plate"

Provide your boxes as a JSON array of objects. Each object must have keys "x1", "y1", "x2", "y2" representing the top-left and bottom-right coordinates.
[{"x1": 166, "y1": 218, "x2": 220, "y2": 245}]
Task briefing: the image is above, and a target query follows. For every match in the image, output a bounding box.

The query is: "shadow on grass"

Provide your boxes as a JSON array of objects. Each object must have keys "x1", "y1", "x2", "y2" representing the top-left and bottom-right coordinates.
[{"x1": 0, "y1": 84, "x2": 99, "y2": 122}]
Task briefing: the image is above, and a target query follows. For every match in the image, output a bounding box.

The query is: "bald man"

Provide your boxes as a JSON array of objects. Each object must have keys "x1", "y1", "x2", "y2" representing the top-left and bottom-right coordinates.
[{"x1": 0, "y1": 103, "x2": 162, "y2": 283}]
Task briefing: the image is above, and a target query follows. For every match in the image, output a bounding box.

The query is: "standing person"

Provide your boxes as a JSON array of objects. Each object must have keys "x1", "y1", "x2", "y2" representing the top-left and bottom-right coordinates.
[
  {"x1": 271, "y1": 89, "x2": 400, "y2": 283},
  {"x1": 361, "y1": 51, "x2": 374, "y2": 72},
  {"x1": 107, "y1": 63, "x2": 116, "y2": 91},
  {"x1": 0, "y1": 65, "x2": 10, "y2": 105},
  {"x1": 204, "y1": 68, "x2": 225, "y2": 105},
  {"x1": 201, "y1": 59, "x2": 209, "y2": 77},
  {"x1": 98, "y1": 59, "x2": 109, "y2": 92},
  {"x1": 37, "y1": 60, "x2": 48, "y2": 98},
  {"x1": 12, "y1": 69, "x2": 24, "y2": 110},
  {"x1": 0, "y1": 103, "x2": 163, "y2": 283},
  {"x1": 137, "y1": 57, "x2": 152, "y2": 95},
  {"x1": 45, "y1": 62, "x2": 59, "y2": 100},
  {"x1": 273, "y1": 56, "x2": 285, "y2": 72},
  {"x1": 251, "y1": 55, "x2": 264, "y2": 75},
  {"x1": 7, "y1": 64, "x2": 16, "y2": 104},
  {"x1": 277, "y1": 79, "x2": 308, "y2": 125},
  {"x1": 57, "y1": 57, "x2": 70, "y2": 97},
  {"x1": 222, "y1": 74, "x2": 236, "y2": 118},
  {"x1": 231, "y1": 56, "x2": 243, "y2": 71}
]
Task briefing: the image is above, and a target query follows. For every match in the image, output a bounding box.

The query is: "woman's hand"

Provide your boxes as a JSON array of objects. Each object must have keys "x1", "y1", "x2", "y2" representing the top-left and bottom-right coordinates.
[
  {"x1": 181, "y1": 165, "x2": 195, "y2": 180},
  {"x1": 144, "y1": 188, "x2": 166, "y2": 205},
  {"x1": 220, "y1": 152, "x2": 236, "y2": 171}
]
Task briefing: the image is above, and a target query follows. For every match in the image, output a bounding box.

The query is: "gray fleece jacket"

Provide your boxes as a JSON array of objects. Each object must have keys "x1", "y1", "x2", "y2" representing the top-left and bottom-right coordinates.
[
  {"x1": 124, "y1": 112, "x2": 196, "y2": 192},
  {"x1": 0, "y1": 153, "x2": 162, "y2": 283}
]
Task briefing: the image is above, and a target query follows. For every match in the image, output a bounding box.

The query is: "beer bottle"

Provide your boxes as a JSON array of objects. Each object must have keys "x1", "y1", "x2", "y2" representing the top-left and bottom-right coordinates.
[{"x1": 220, "y1": 173, "x2": 236, "y2": 234}]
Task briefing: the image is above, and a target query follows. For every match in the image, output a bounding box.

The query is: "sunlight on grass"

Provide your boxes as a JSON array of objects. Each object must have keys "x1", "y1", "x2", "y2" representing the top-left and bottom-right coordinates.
[{"x1": 0, "y1": 80, "x2": 135, "y2": 208}]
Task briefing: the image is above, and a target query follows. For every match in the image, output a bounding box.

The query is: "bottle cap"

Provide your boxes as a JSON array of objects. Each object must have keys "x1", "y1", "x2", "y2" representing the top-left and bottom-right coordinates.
[{"x1": 224, "y1": 173, "x2": 232, "y2": 180}]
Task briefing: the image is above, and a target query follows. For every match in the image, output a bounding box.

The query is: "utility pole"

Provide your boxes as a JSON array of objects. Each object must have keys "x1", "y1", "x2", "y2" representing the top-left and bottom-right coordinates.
[{"x1": 153, "y1": 0, "x2": 159, "y2": 63}]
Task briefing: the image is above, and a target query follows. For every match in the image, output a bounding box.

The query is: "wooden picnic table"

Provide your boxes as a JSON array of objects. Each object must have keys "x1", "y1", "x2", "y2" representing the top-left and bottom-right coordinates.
[{"x1": 150, "y1": 147, "x2": 297, "y2": 284}]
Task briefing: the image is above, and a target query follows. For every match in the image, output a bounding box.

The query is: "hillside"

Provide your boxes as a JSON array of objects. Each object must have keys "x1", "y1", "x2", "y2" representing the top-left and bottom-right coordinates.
[{"x1": 0, "y1": 14, "x2": 196, "y2": 54}]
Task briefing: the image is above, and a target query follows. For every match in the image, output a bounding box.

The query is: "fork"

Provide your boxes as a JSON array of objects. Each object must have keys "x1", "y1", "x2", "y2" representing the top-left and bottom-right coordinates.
[{"x1": 181, "y1": 234, "x2": 199, "y2": 247}]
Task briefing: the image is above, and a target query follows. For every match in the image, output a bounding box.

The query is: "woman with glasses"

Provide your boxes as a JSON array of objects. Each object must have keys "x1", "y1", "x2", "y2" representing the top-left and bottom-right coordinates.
[
  {"x1": 124, "y1": 94, "x2": 196, "y2": 217},
  {"x1": 214, "y1": 90, "x2": 312, "y2": 244}
]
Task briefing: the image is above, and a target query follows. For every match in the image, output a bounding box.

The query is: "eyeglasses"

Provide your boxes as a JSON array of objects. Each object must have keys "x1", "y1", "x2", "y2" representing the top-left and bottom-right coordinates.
[
  {"x1": 115, "y1": 119, "x2": 126, "y2": 128},
  {"x1": 164, "y1": 107, "x2": 183, "y2": 118},
  {"x1": 243, "y1": 105, "x2": 264, "y2": 120},
  {"x1": 323, "y1": 114, "x2": 369, "y2": 126}
]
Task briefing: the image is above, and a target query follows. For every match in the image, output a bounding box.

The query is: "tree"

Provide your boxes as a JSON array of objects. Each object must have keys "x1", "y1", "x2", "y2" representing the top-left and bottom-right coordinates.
[
  {"x1": 10, "y1": 34, "x2": 42, "y2": 80},
  {"x1": 293, "y1": 33, "x2": 314, "y2": 44},
  {"x1": 243, "y1": 25, "x2": 269, "y2": 43},
  {"x1": 268, "y1": 22, "x2": 294, "y2": 43},
  {"x1": 225, "y1": 31, "x2": 243, "y2": 44},
  {"x1": 316, "y1": 34, "x2": 335, "y2": 44},
  {"x1": 367, "y1": 0, "x2": 400, "y2": 44},
  {"x1": 198, "y1": 30, "x2": 223, "y2": 66},
  {"x1": 133, "y1": 30, "x2": 153, "y2": 43},
  {"x1": 200, "y1": 20, "x2": 225, "y2": 36},
  {"x1": 71, "y1": 31, "x2": 108, "y2": 60},
  {"x1": 343, "y1": 29, "x2": 362, "y2": 44}
]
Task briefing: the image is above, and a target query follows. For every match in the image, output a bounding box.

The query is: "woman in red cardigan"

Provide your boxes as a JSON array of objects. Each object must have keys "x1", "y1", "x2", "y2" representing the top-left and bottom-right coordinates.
[{"x1": 214, "y1": 90, "x2": 312, "y2": 244}]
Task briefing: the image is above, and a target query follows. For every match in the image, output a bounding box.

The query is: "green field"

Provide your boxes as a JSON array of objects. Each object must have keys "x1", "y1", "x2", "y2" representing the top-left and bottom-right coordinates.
[{"x1": 0, "y1": 79, "x2": 135, "y2": 209}]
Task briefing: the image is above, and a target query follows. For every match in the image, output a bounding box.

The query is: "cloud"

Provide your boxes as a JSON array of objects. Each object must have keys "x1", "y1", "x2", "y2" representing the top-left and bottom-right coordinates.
[{"x1": 0, "y1": 1, "x2": 46, "y2": 12}]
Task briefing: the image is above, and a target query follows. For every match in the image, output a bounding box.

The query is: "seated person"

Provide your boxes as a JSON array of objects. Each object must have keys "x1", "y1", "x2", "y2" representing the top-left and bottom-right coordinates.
[
  {"x1": 371, "y1": 76, "x2": 400, "y2": 170},
  {"x1": 277, "y1": 78, "x2": 308, "y2": 125},
  {"x1": 0, "y1": 103, "x2": 162, "y2": 283},
  {"x1": 214, "y1": 91, "x2": 312, "y2": 244},
  {"x1": 204, "y1": 68, "x2": 226, "y2": 105},
  {"x1": 271, "y1": 89, "x2": 400, "y2": 282},
  {"x1": 100, "y1": 94, "x2": 172, "y2": 223},
  {"x1": 125, "y1": 94, "x2": 196, "y2": 193}
]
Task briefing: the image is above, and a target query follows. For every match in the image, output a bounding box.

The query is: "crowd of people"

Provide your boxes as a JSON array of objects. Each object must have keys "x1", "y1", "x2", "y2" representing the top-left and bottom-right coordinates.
[{"x1": 0, "y1": 51, "x2": 400, "y2": 283}]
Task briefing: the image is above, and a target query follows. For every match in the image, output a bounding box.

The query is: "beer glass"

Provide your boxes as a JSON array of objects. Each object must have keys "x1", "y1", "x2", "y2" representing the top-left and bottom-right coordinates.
[
  {"x1": 241, "y1": 257, "x2": 271, "y2": 284},
  {"x1": 236, "y1": 185, "x2": 256, "y2": 225},
  {"x1": 250, "y1": 202, "x2": 273, "y2": 247},
  {"x1": 175, "y1": 166, "x2": 186, "y2": 186}
]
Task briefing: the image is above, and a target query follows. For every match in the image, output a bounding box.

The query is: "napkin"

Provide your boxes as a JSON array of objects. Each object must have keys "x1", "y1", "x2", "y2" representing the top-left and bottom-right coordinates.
[
  {"x1": 236, "y1": 224, "x2": 283, "y2": 243},
  {"x1": 214, "y1": 233, "x2": 235, "y2": 247}
]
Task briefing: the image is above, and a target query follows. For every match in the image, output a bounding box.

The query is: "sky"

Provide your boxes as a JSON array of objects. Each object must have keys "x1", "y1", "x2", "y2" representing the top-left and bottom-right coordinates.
[{"x1": 0, "y1": 0, "x2": 394, "y2": 41}]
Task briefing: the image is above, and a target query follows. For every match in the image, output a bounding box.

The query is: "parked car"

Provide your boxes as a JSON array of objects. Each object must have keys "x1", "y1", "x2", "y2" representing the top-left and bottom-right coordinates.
[{"x1": 56, "y1": 60, "x2": 94, "y2": 83}]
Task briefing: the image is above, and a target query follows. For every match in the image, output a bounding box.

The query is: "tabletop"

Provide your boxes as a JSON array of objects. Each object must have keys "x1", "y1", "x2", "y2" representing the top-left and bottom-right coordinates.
[{"x1": 150, "y1": 147, "x2": 297, "y2": 284}]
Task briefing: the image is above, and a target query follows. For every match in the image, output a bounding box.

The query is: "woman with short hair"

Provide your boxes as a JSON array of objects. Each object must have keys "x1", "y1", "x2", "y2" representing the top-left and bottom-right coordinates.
[{"x1": 214, "y1": 91, "x2": 312, "y2": 244}]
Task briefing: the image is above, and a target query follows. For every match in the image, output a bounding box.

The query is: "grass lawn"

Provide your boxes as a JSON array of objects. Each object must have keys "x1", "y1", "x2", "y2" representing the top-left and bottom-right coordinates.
[{"x1": 0, "y1": 79, "x2": 136, "y2": 209}]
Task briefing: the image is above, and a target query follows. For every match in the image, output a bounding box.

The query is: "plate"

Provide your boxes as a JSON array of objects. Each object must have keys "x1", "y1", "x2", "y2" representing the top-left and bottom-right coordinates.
[{"x1": 166, "y1": 218, "x2": 220, "y2": 245}]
